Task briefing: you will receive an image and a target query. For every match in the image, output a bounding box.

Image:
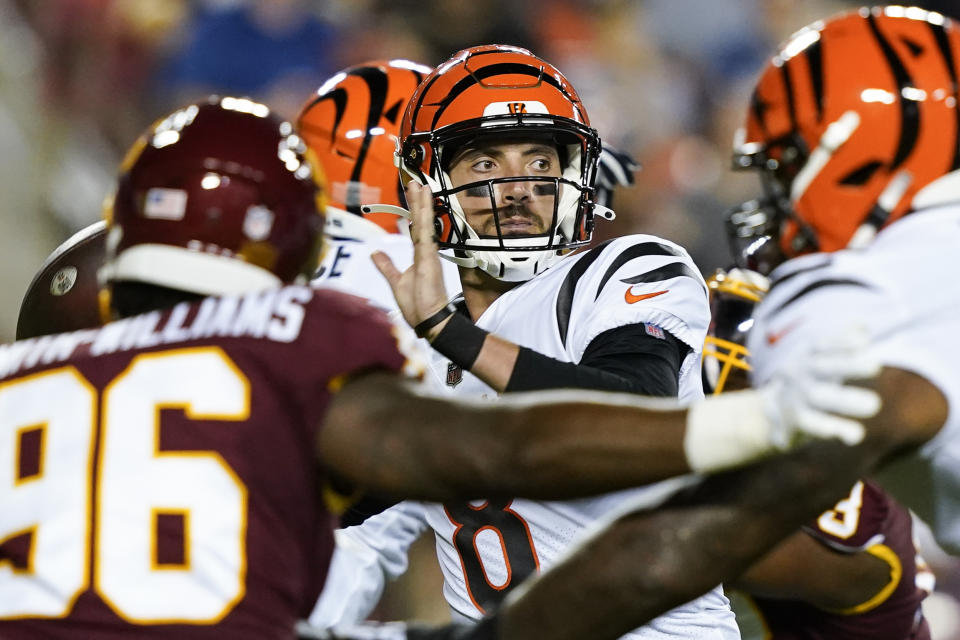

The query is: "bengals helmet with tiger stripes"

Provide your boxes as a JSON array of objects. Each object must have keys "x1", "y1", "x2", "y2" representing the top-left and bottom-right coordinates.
[
  {"x1": 730, "y1": 7, "x2": 960, "y2": 263},
  {"x1": 397, "y1": 44, "x2": 602, "y2": 282},
  {"x1": 298, "y1": 59, "x2": 432, "y2": 235}
]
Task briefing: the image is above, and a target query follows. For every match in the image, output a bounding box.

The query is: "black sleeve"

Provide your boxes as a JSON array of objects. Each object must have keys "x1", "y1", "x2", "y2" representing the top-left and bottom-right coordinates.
[{"x1": 505, "y1": 324, "x2": 689, "y2": 396}]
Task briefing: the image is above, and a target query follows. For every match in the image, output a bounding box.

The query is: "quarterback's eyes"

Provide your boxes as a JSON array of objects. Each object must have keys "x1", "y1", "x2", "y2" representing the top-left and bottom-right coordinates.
[
  {"x1": 529, "y1": 157, "x2": 553, "y2": 172},
  {"x1": 471, "y1": 158, "x2": 497, "y2": 172}
]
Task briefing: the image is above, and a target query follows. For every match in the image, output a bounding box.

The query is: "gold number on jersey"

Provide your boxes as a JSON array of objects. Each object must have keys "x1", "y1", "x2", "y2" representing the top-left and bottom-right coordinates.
[
  {"x1": 816, "y1": 481, "x2": 865, "y2": 539},
  {"x1": 0, "y1": 349, "x2": 249, "y2": 623}
]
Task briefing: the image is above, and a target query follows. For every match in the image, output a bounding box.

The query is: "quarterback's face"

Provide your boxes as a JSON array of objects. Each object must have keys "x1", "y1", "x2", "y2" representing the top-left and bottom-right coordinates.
[{"x1": 447, "y1": 139, "x2": 563, "y2": 237}]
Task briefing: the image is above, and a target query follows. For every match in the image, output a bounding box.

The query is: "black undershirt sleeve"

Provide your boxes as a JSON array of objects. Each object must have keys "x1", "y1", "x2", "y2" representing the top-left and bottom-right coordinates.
[{"x1": 504, "y1": 323, "x2": 689, "y2": 397}]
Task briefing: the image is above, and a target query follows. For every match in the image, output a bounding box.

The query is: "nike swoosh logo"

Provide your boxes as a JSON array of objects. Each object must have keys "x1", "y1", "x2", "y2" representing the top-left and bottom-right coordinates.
[
  {"x1": 624, "y1": 288, "x2": 669, "y2": 304},
  {"x1": 766, "y1": 322, "x2": 800, "y2": 345}
]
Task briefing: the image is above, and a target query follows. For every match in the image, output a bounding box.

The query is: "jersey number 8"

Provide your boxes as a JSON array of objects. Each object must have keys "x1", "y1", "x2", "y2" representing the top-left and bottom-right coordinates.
[{"x1": 445, "y1": 500, "x2": 539, "y2": 613}]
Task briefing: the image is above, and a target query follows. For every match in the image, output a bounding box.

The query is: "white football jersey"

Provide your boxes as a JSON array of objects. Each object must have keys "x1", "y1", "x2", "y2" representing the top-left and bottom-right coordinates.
[
  {"x1": 313, "y1": 210, "x2": 462, "y2": 315},
  {"x1": 315, "y1": 235, "x2": 741, "y2": 639},
  {"x1": 748, "y1": 203, "x2": 960, "y2": 555}
]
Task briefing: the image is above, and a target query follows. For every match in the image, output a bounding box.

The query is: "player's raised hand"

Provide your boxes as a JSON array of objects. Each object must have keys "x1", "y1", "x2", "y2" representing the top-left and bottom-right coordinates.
[
  {"x1": 685, "y1": 324, "x2": 883, "y2": 473},
  {"x1": 372, "y1": 182, "x2": 452, "y2": 337},
  {"x1": 761, "y1": 325, "x2": 882, "y2": 448}
]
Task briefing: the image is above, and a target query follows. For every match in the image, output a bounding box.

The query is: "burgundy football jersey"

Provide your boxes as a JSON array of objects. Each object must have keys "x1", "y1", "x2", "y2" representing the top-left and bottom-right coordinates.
[
  {"x1": 745, "y1": 480, "x2": 930, "y2": 640},
  {"x1": 0, "y1": 285, "x2": 416, "y2": 639}
]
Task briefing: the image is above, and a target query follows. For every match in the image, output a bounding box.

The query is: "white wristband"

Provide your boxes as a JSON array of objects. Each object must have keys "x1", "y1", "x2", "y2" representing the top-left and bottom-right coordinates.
[{"x1": 684, "y1": 389, "x2": 775, "y2": 473}]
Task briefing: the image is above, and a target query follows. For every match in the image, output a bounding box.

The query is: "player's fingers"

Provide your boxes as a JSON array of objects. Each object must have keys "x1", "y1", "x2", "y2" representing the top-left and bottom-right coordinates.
[
  {"x1": 809, "y1": 352, "x2": 882, "y2": 381},
  {"x1": 407, "y1": 182, "x2": 436, "y2": 250},
  {"x1": 371, "y1": 251, "x2": 401, "y2": 288},
  {"x1": 794, "y1": 409, "x2": 866, "y2": 446},
  {"x1": 804, "y1": 380, "x2": 882, "y2": 419}
]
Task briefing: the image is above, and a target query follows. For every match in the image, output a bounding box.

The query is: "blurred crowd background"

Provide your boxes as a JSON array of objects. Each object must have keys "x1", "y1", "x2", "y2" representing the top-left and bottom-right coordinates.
[{"x1": 3, "y1": 0, "x2": 960, "y2": 635}]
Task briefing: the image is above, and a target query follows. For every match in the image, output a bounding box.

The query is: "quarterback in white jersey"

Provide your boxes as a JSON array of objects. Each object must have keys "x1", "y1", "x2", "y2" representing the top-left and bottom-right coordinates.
[
  {"x1": 313, "y1": 44, "x2": 740, "y2": 639},
  {"x1": 314, "y1": 234, "x2": 737, "y2": 638}
]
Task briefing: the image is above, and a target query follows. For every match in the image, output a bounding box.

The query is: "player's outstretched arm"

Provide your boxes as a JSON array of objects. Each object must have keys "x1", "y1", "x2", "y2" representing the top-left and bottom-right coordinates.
[
  {"x1": 732, "y1": 527, "x2": 894, "y2": 611},
  {"x1": 318, "y1": 347, "x2": 883, "y2": 504}
]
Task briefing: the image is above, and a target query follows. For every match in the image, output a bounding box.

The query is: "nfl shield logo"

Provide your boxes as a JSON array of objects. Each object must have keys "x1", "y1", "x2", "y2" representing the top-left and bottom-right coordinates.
[
  {"x1": 243, "y1": 205, "x2": 275, "y2": 241},
  {"x1": 446, "y1": 363, "x2": 462, "y2": 387},
  {"x1": 644, "y1": 323, "x2": 665, "y2": 340}
]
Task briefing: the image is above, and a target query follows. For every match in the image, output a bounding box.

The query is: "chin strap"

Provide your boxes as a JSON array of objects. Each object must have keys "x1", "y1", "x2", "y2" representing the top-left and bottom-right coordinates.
[
  {"x1": 361, "y1": 204, "x2": 411, "y2": 219},
  {"x1": 594, "y1": 204, "x2": 616, "y2": 220}
]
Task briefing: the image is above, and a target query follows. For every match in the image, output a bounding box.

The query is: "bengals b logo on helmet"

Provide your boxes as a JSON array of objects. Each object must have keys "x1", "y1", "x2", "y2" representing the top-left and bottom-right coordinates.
[{"x1": 733, "y1": 7, "x2": 960, "y2": 257}]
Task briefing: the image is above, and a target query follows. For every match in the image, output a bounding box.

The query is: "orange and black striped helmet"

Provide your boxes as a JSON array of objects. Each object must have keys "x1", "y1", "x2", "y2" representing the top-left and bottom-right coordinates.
[
  {"x1": 398, "y1": 44, "x2": 602, "y2": 281},
  {"x1": 298, "y1": 60, "x2": 432, "y2": 233},
  {"x1": 731, "y1": 7, "x2": 960, "y2": 259}
]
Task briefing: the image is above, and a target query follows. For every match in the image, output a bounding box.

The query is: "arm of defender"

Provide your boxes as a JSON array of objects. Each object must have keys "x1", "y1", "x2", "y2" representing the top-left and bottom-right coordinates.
[
  {"x1": 318, "y1": 372, "x2": 692, "y2": 503},
  {"x1": 733, "y1": 529, "x2": 894, "y2": 611},
  {"x1": 317, "y1": 355, "x2": 882, "y2": 503}
]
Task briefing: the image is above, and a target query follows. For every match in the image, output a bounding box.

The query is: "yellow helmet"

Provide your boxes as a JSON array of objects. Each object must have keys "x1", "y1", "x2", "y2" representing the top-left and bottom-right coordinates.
[{"x1": 702, "y1": 268, "x2": 769, "y2": 394}]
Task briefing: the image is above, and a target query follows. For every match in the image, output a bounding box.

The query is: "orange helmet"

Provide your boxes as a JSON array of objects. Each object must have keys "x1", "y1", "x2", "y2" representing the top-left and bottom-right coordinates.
[
  {"x1": 702, "y1": 268, "x2": 769, "y2": 394},
  {"x1": 398, "y1": 44, "x2": 602, "y2": 281},
  {"x1": 731, "y1": 7, "x2": 960, "y2": 259},
  {"x1": 298, "y1": 59, "x2": 432, "y2": 234}
]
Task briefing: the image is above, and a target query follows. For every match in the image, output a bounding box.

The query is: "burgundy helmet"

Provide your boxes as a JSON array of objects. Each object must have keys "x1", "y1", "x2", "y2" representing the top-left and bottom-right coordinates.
[
  {"x1": 16, "y1": 221, "x2": 106, "y2": 340},
  {"x1": 101, "y1": 96, "x2": 327, "y2": 296}
]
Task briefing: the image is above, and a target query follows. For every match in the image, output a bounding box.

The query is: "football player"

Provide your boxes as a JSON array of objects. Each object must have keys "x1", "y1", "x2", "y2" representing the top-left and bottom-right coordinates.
[
  {"x1": 354, "y1": 8, "x2": 960, "y2": 640},
  {"x1": 705, "y1": 268, "x2": 931, "y2": 640},
  {"x1": 16, "y1": 221, "x2": 106, "y2": 340},
  {"x1": 0, "y1": 96, "x2": 881, "y2": 638},
  {"x1": 313, "y1": 44, "x2": 738, "y2": 638}
]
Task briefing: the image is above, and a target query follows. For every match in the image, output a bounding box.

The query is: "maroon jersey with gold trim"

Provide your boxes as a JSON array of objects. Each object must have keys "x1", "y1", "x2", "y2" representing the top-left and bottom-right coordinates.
[
  {"x1": 748, "y1": 480, "x2": 930, "y2": 640},
  {"x1": 0, "y1": 285, "x2": 414, "y2": 639}
]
